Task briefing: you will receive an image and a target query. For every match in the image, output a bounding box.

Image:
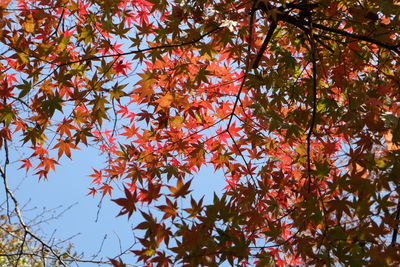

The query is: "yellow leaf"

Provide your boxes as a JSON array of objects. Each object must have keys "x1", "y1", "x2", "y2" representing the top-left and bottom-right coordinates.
[
  {"x1": 171, "y1": 116, "x2": 184, "y2": 128},
  {"x1": 22, "y1": 15, "x2": 35, "y2": 33},
  {"x1": 156, "y1": 92, "x2": 174, "y2": 110},
  {"x1": 18, "y1": 52, "x2": 29, "y2": 63},
  {"x1": 144, "y1": 249, "x2": 156, "y2": 256}
]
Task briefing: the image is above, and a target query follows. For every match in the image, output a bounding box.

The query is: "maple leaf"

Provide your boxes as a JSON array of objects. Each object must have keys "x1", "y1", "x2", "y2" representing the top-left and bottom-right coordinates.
[
  {"x1": 183, "y1": 196, "x2": 204, "y2": 218},
  {"x1": 35, "y1": 157, "x2": 58, "y2": 172},
  {"x1": 113, "y1": 60, "x2": 132, "y2": 76},
  {"x1": 112, "y1": 187, "x2": 137, "y2": 219},
  {"x1": 35, "y1": 169, "x2": 49, "y2": 181},
  {"x1": 19, "y1": 159, "x2": 32, "y2": 173},
  {"x1": 88, "y1": 169, "x2": 103, "y2": 185},
  {"x1": 117, "y1": 104, "x2": 130, "y2": 118},
  {"x1": 134, "y1": 71, "x2": 156, "y2": 99},
  {"x1": 156, "y1": 92, "x2": 174, "y2": 111},
  {"x1": 56, "y1": 119, "x2": 77, "y2": 138},
  {"x1": 87, "y1": 187, "x2": 97, "y2": 197},
  {"x1": 0, "y1": 0, "x2": 11, "y2": 9},
  {"x1": 52, "y1": 139, "x2": 77, "y2": 159},
  {"x1": 0, "y1": 80, "x2": 13, "y2": 98},
  {"x1": 137, "y1": 181, "x2": 162, "y2": 204},
  {"x1": 120, "y1": 125, "x2": 138, "y2": 139},
  {"x1": 109, "y1": 258, "x2": 127, "y2": 267},
  {"x1": 381, "y1": 16, "x2": 390, "y2": 25},
  {"x1": 0, "y1": 127, "x2": 11, "y2": 142},
  {"x1": 99, "y1": 183, "x2": 113, "y2": 197},
  {"x1": 227, "y1": 122, "x2": 241, "y2": 138},
  {"x1": 168, "y1": 178, "x2": 192, "y2": 198}
]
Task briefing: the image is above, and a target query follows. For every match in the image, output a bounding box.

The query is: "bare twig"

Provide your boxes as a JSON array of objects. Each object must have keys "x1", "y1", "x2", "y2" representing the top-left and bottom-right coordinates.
[{"x1": 0, "y1": 148, "x2": 67, "y2": 266}]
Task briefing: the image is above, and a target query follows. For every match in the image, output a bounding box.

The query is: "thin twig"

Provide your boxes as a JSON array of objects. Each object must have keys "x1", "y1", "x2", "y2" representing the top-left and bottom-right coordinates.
[
  {"x1": 0, "y1": 149, "x2": 67, "y2": 266},
  {"x1": 59, "y1": 27, "x2": 221, "y2": 66},
  {"x1": 227, "y1": 131, "x2": 257, "y2": 186},
  {"x1": 227, "y1": 2, "x2": 256, "y2": 129},
  {"x1": 305, "y1": 13, "x2": 318, "y2": 193}
]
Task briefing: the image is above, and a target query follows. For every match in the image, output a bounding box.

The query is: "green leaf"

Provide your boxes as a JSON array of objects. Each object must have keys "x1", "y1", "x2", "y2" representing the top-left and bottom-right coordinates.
[{"x1": 16, "y1": 79, "x2": 32, "y2": 98}]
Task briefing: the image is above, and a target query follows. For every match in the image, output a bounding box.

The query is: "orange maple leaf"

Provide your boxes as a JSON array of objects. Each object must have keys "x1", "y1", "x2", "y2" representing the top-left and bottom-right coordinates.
[
  {"x1": 0, "y1": 0, "x2": 11, "y2": 9},
  {"x1": 156, "y1": 92, "x2": 174, "y2": 111}
]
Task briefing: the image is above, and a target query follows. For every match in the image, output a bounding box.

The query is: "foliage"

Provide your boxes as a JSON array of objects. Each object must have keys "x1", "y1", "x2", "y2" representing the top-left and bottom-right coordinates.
[
  {"x1": 0, "y1": 213, "x2": 76, "y2": 267},
  {"x1": 1, "y1": 0, "x2": 400, "y2": 266}
]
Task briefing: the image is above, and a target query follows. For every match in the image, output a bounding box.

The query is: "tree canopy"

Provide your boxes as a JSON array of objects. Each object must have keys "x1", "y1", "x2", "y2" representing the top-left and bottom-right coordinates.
[{"x1": 1, "y1": 0, "x2": 400, "y2": 266}]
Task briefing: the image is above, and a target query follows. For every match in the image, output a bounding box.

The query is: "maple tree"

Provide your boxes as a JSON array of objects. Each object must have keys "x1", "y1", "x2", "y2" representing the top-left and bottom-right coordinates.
[{"x1": 1, "y1": 0, "x2": 400, "y2": 265}]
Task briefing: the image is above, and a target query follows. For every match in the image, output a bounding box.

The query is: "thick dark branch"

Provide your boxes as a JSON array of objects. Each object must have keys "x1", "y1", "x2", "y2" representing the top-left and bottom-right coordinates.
[
  {"x1": 310, "y1": 21, "x2": 399, "y2": 54},
  {"x1": 255, "y1": 4, "x2": 399, "y2": 55},
  {"x1": 51, "y1": 8, "x2": 65, "y2": 37},
  {"x1": 252, "y1": 22, "x2": 277, "y2": 69},
  {"x1": 276, "y1": 12, "x2": 399, "y2": 55},
  {"x1": 391, "y1": 199, "x2": 400, "y2": 246}
]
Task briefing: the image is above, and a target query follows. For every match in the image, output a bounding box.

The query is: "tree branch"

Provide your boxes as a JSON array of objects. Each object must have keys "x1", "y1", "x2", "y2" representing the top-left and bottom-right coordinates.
[
  {"x1": 306, "y1": 15, "x2": 318, "y2": 193},
  {"x1": 59, "y1": 27, "x2": 221, "y2": 66},
  {"x1": 255, "y1": 3, "x2": 399, "y2": 55},
  {"x1": 252, "y1": 21, "x2": 277, "y2": 69},
  {"x1": 276, "y1": 12, "x2": 399, "y2": 55},
  {"x1": 391, "y1": 198, "x2": 400, "y2": 246},
  {"x1": 0, "y1": 149, "x2": 67, "y2": 266}
]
